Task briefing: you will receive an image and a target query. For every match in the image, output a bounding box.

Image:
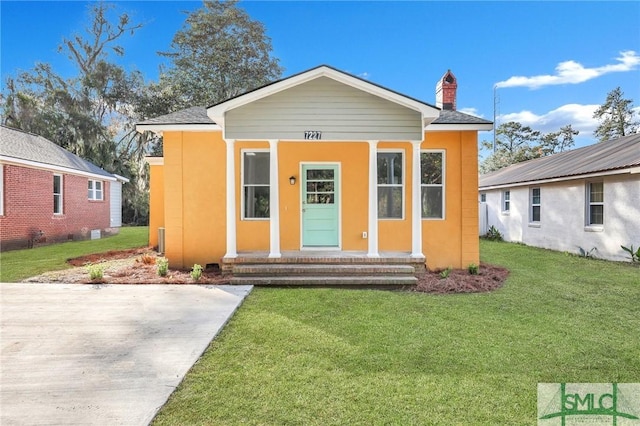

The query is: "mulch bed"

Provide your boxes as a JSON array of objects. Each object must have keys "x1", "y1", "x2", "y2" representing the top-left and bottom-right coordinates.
[
  {"x1": 65, "y1": 249, "x2": 509, "y2": 292},
  {"x1": 414, "y1": 263, "x2": 509, "y2": 294}
]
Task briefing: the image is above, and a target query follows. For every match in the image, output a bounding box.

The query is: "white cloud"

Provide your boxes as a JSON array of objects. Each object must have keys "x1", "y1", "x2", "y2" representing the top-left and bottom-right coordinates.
[
  {"x1": 498, "y1": 103, "x2": 599, "y2": 134},
  {"x1": 458, "y1": 107, "x2": 484, "y2": 118},
  {"x1": 495, "y1": 50, "x2": 640, "y2": 89},
  {"x1": 358, "y1": 71, "x2": 371, "y2": 79}
]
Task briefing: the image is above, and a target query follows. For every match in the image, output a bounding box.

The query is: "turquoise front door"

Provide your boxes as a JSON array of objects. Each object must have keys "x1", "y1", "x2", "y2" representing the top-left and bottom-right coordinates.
[{"x1": 302, "y1": 164, "x2": 339, "y2": 247}]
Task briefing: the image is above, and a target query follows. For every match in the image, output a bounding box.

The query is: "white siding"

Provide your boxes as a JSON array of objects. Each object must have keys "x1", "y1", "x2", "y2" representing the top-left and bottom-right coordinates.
[
  {"x1": 110, "y1": 181, "x2": 123, "y2": 227},
  {"x1": 225, "y1": 77, "x2": 423, "y2": 141},
  {"x1": 484, "y1": 174, "x2": 640, "y2": 262}
]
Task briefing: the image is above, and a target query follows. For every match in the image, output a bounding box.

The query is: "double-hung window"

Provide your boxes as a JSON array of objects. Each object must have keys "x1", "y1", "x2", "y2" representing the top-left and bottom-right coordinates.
[
  {"x1": 377, "y1": 151, "x2": 403, "y2": 219},
  {"x1": 421, "y1": 151, "x2": 445, "y2": 219},
  {"x1": 587, "y1": 182, "x2": 604, "y2": 225},
  {"x1": 530, "y1": 187, "x2": 541, "y2": 222},
  {"x1": 242, "y1": 151, "x2": 270, "y2": 219},
  {"x1": 53, "y1": 174, "x2": 63, "y2": 215},
  {"x1": 502, "y1": 190, "x2": 510, "y2": 213},
  {"x1": 88, "y1": 180, "x2": 103, "y2": 200}
]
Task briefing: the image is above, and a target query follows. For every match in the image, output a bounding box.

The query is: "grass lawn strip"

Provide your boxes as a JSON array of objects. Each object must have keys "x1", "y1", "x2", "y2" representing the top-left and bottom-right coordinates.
[
  {"x1": 152, "y1": 240, "x2": 640, "y2": 425},
  {"x1": 0, "y1": 226, "x2": 148, "y2": 282}
]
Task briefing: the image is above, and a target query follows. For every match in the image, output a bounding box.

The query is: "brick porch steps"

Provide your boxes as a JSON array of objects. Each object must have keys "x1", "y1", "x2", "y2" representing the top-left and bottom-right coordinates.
[{"x1": 222, "y1": 252, "x2": 425, "y2": 287}]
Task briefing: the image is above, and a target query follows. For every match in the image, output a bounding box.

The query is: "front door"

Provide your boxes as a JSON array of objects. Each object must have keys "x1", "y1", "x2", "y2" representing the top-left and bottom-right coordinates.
[{"x1": 301, "y1": 164, "x2": 339, "y2": 247}]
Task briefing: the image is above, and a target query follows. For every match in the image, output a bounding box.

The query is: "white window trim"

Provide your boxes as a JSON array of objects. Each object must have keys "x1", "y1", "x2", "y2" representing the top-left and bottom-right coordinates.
[
  {"x1": 420, "y1": 149, "x2": 446, "y2": 220},
  {"x1": 502, "y1": 190, "x2": 510, "y2": 214},
  {"x1": 241, "y1": 149, "x2": 270, "y2": 221},
  {"x1": 53, "y1": 174, "x2": 63, "y2": 215},
  {"x1": 377, "y1": 149, "x2": 405, "y2": 220},
  {"x1": 88, "y1": 179, "x2": 104, "y2": 201},
  {"x1": 585, "y1": 181, "x2": 604, "y2": 229},
  {"x1": 530, "y1": 187, "x2": 541, "y2": 224}
]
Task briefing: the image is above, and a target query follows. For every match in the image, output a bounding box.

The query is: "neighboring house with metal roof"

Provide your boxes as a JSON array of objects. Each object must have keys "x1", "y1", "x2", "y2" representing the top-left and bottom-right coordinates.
[
  {"x1": 0, "y1": 125, "x2": 129, "y2": 251},
  {"x1": 137, "y1": 65, "x2": 492, "y2": 275},
  {"x1": 479, "y1": 133, "x2": 640, "y2": 262}
]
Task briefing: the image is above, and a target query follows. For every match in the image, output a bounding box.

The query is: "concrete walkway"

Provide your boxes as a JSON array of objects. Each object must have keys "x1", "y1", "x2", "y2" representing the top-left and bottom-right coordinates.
[{"x1": 1, "y1": 284, "x2": 252, "y2": 425}]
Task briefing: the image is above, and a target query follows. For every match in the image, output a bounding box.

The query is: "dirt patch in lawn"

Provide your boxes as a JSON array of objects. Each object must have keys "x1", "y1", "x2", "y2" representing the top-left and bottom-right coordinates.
[{"x1": 23, "y1": 248, "x2": 509, "y2": 292}]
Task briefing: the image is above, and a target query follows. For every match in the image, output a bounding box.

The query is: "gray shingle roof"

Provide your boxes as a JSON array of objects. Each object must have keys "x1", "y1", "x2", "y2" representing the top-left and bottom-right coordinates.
[
  {"x1": 479, "y1": 133, "x2": 640, "y2": 188},
  {"x1": 137, "y1": 66, "x2": 491, "y2": 128},
  {"x1": 432, "y1": 109, "x2": 492, "y2": 125},
  {"x1": 0, "y1": 125, "x2": 115, "y2": 178},
  {"x1": 137, "y1": 103, "x2": 489, "y2": 128},
  {"x1": 137, "y1": 106, "x2": 215, "y2": 126}
]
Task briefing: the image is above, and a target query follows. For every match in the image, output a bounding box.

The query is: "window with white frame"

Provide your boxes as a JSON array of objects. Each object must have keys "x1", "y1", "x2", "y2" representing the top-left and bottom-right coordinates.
[
  {"x1": 530, "y1": 187, "x2": 541, "y2": 222},
  {"x1": 502, "y1": 190, "x2": 510, "y2": 212},
  {"x1": 587, "y1": 182, "x2": 604, "y2": 225},
  {"x1": 88, "y1": 179, "x2": 103, "y2": 200},
  {"x1": 53, "y1": 174, "x2": 63, "y2": 214},
  {"x1": 377, "y1": 151, "x2": 403, "y2": 219},
  {"x1": 242, "y1": 151, "x2": 270, "y2": 219},
  {"x1": 421, "y1": 151, "x2": 444, "y2": 219},
  {"x1": 480, "y1": 193, "x2": 486, "y2": 203}
]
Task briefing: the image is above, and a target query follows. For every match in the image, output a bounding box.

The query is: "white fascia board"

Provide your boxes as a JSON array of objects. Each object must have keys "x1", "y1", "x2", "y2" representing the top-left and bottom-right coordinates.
[
  {"x1": 144, "y1": 157, "x2": 165, "y2": 166},
  {"x1": 135, "y1": 123, "x2": 221, "y2": 135},
  {"x1": 0, "y1": 155, "x2": 117, "y2": 181},
  {"x1": 208, "y1": 66, "x2": 440, "y2": 125},
  {"x1": 426, "y1": 123, "x2": 494, "y2": 131},
  {"x1": 113, "y1": 174, "x2": 131, "y2": 183},
  {"x1": 479, "y1": 168, "x2": 637, "y2": 191}
]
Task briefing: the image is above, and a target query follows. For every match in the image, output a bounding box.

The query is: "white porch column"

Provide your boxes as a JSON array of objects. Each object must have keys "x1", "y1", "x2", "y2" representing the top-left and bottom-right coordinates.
[
  {"x1": 411, "y1": 140, "x2": 424, "y2": 258},
  {"x1": 268, "y1": 140, "x2": 281, "y2": 258},
  {"x1": 224, "y1": 139, "x2": 237, "y2": 258},
  {"x1": 367, "y1": 140, "x2": 379, "y2": 257}
]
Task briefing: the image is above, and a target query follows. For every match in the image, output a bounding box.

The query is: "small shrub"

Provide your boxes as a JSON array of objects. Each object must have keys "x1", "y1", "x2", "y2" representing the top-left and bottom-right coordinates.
[
  {"x1": 191, "y1": 264, "x2": 203, "y2": 281},
  {"x1": 483, "y1": 225, "x2": 503, "y2": 241},
  {"x1": 87, "y1": 264, "x2": 104, "y2": 281},
  {"x1": 439, "y1": 267, "x2": 452, "y2": 279},
  {"x1": 578, "y1": 246, "x2": 597, "y2": 258},
  {"x1": 621, "y1": 244, "x2": 640, "y2": 263},
  {"x1": 157, "y1": 257, "x2": 169, "y2": 277},
  {"x1": 139, "y1": 253, "x2": 156, "y2": 265},
  {"x1": 468, "y1": 263, "x2": 479, "y2": 275}
]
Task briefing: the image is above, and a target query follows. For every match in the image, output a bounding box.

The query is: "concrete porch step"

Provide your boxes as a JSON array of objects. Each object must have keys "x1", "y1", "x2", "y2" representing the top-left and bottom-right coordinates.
[
  {"x1": 233, "y1": 263, "x2": 416, "y2": 277},
  {"x1": 230, "y1": 275, "x2": 418, "y2": 286}
]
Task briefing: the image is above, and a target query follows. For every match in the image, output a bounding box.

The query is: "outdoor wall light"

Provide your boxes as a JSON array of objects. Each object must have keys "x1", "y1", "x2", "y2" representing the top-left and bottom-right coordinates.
[{"x1": 289, "y1": 176, "x2": 297, "y2": 185}]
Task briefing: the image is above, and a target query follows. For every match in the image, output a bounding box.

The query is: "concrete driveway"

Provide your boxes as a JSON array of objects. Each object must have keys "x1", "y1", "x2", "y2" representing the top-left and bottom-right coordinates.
[{"x1": 1, "y1": 283, "x2": 252, "y2": 425}]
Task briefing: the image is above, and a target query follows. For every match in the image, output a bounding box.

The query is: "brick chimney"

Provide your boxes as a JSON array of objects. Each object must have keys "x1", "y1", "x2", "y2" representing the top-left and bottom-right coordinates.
[{"x1": 435, "y1": 70, "x2": 457, "y2": 111}]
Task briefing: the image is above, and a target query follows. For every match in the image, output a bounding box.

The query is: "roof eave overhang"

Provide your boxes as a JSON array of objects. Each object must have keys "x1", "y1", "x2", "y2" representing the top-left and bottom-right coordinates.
[
  {"x1": 479, "y1": 166, "x2": 640, "y2": 191},
  {"x1": 145, "y1": 156, "x2": 164, "y2": 166},
  {"x1": 208, "y1": 65, "x2": 440, "y2": 128},
  {"x1": 0, "y1": 155, "x2": 117, "y2": 181},
  {"x1": 135, "y1": 123, "x2": 221, "y2": 135}
]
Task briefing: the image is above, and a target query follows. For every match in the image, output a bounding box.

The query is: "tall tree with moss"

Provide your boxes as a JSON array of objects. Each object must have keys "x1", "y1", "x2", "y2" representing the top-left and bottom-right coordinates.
[
  {"x1": 1, "y1": 2, "x2": 151, "y2": 224},
  {"x1": 158, "y1": 0, "x2": 283, "y2": 109},
  {"x1": 593, "y1": 87, "x2": 639, "y2": 142},
  {"x1": 480, "y1": 122, "x2": 541, "y2": 173}
]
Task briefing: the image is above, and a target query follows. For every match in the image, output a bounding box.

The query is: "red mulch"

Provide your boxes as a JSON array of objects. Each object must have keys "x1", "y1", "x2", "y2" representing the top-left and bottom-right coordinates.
[
  {"x1": 67, "y1": 249, "x2": 509, "y2": 292},
  {"x1": 414, "y1": 263, "x2": 509, "y2": 294}
]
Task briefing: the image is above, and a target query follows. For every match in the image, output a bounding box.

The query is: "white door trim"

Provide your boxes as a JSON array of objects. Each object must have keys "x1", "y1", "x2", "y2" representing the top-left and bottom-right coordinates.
[{"x1": 299, "y1": 162, "x2": 342, "y2": 250}]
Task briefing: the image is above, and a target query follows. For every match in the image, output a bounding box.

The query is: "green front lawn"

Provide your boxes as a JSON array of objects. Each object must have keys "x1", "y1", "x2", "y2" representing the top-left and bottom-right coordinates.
[
  {"x1": 0, "y1": 226, "x2": 148, "y2": 282},
  {"x1": 153, "y1": 240, "x2": 639, "y2": 425}
]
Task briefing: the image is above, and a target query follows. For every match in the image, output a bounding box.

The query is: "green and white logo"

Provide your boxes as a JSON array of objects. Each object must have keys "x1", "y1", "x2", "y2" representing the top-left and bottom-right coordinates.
[{"x1": 538, "y1": 383, "x2": 640, "y2": 425}]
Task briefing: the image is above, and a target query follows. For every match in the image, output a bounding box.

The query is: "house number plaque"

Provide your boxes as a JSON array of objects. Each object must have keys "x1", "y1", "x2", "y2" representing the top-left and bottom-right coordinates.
[{"x1": 304, "y1": 130, "x2": 322, "y2": 140}]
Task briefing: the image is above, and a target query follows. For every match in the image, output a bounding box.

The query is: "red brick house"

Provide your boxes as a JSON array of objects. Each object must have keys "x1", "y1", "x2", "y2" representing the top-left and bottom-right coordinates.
[{"x1": 0, "y1": 125, "x2": 129, "y2": 251}]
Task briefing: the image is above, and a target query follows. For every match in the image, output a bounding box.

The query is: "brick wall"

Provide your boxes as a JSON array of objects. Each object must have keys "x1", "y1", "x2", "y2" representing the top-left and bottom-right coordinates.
[{"x1": 0, "y1": 164, "x2": 111, "y2": 251}]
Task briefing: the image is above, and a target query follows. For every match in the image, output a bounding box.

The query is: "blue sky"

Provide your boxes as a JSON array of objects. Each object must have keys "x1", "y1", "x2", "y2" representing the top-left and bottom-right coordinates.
[{"x1": 2, "y1": 1, "x2": 640, "y2": 150}]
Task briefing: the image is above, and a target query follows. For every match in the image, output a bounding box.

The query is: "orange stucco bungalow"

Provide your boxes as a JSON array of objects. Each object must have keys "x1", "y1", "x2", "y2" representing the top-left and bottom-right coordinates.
[{"x1": 137, "y1": 65, "x2": 492, "y2": 272}]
